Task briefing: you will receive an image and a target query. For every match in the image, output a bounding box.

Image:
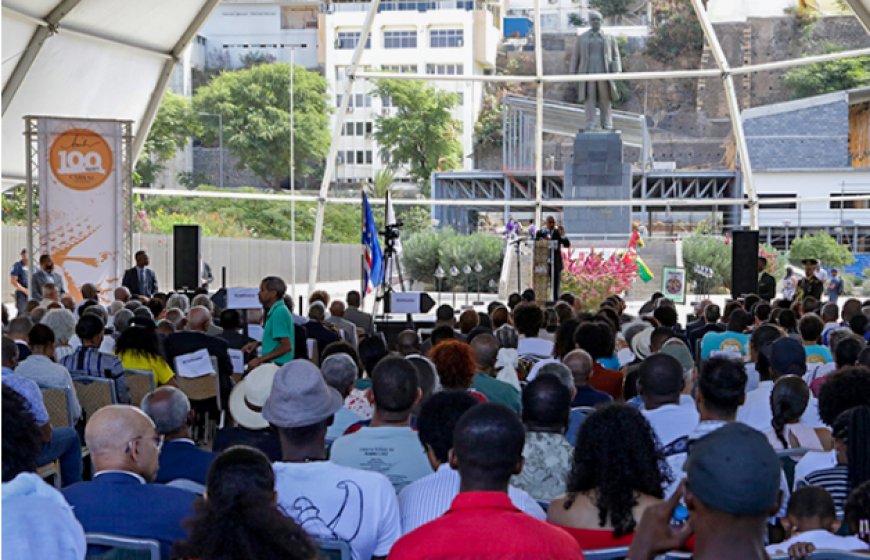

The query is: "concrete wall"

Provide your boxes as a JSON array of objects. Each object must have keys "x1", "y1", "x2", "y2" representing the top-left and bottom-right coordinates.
[{"x1": 2, "y1": 226, "x2": 361, "y2": 295}]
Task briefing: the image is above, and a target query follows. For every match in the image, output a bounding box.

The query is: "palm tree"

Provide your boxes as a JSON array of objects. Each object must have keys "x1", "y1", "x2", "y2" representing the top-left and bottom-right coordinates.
[{"x1": 368, "y1": 168, "x2": 395, "y2": 199}]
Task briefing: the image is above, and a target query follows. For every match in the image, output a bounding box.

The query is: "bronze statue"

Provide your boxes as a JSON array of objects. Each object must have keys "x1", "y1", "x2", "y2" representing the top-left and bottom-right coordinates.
[{"x1": 569, "y1": 10, "x2": 622, "y2": 130}]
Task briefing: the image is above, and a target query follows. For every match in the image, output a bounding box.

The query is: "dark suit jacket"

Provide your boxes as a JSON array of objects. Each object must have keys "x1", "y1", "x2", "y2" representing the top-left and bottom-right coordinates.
[
  {"x1": 304, "y1": 320, "x2": 340, "y2": 356},
  {"x1": 62, "y1": 471, "x2": 195, "y2": 559},
  {"x1": 122, "y1": 267, "x2": 158, "y2": 297},
  {"x1": 164, "y1": 331, "x2": 233, "y2": 406},
  {"x1": 15, "y1": 342, "x2": 31, "y2": 361},
  {"x1": 155, "y1": 439, "x2": 215, "y2": 485}
]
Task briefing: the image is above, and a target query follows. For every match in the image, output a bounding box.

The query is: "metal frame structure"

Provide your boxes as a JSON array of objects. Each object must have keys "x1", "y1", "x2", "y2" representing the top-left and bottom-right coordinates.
[
  {"x1": 2, "y1": 0, "x2": 221, "y2": 187},
  {"x1": 303, "y1": 1, "x2": 870, "y2": 289},
  {"x1": 23, "y1": 116, "x2": 135, "y2": 280}
]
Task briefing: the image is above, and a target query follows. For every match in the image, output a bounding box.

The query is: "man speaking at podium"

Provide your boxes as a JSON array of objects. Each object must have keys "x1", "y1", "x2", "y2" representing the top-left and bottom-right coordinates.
[{"x1": 536, "y1": 216, "x2": 571, "y2": 301}]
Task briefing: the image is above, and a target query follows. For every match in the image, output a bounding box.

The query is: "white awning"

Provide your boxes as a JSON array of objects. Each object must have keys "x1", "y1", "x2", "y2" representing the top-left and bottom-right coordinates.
[{"x1": 1, "y1": 0, "x2": 221, "y2": 189}]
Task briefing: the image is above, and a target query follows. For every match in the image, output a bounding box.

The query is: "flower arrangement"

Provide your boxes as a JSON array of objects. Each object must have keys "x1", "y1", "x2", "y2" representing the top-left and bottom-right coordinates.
[{"x1": 561, "y1": 249, "x2": 638, "y2": 310}]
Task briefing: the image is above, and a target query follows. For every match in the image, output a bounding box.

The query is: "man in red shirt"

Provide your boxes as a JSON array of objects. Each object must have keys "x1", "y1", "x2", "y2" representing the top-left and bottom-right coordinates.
[{"x1": 388, "y1": 403, "x2": 582, "y2": 560}]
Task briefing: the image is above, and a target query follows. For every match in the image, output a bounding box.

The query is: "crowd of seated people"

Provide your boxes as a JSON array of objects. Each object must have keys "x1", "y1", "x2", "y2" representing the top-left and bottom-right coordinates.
[{"x1": 3, "y1": 270, "x2": 870, "y2": 560}]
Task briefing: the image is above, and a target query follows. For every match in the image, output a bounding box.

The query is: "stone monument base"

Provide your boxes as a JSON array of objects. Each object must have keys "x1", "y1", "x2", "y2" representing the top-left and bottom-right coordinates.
[{"x1": 563, "y1": 131, "x2": 631, "y2": 237}]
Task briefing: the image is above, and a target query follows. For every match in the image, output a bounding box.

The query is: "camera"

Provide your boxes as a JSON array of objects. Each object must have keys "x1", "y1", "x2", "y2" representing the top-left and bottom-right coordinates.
[{"x1": 382, "y1": 221, "x2": 403, "y2": 241}]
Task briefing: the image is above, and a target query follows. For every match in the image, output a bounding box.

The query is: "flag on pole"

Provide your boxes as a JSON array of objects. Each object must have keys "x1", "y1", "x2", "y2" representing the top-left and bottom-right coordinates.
[
  {"x1": 362, "y1": 193, "x2": 384, "y2": 293},
  {"x1": 635, "y1": 256, "x2": 654, "y2": 283}
]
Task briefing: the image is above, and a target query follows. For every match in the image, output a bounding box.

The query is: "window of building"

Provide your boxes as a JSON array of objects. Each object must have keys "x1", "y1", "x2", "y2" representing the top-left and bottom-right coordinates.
[
  {"x1": 384, "y1": 30, "x2": 417, "y2": 49},
  {"x1": 336, "y1": 31, "x2": 370, "y2": 49},
  {"x1": 430, "y1": 29, "x2": 464, "y2": 48},
  {"x1": 746, "y1": 193, "x2": 797, "y2": 210},
  {"x1": 830, "y1": 192, "x2": 870, "y2": 209},
  {"x1": 382, "y1": 64, "x2": 418, "y2": 73},
  {"x1": 425, "y1": 63, "x2": 464, "y2": 75},
  {"x1": 366, "y1": 150, "x2": 373, "y2": 164}
]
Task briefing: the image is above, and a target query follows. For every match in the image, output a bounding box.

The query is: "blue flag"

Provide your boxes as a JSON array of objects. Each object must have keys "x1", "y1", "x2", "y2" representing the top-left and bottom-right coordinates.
[{"x1": 362, "y1": 193, "x2": 384, "y2": 293}]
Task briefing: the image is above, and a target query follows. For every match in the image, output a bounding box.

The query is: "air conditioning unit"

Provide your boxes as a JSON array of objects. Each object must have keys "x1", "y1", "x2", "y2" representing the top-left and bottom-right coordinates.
[
  {"x1": 337, "y1": 154, "x2": 345, "y2": 164},
  {"x1": 347, "y1": 105, "x2": 354, "y2": 113},
  {"x1": 456, "y1": 39, "x2": 463, "y2": 47},
  {"x1": 334, "y1": 38, "x2": 342, "y2": 48}
]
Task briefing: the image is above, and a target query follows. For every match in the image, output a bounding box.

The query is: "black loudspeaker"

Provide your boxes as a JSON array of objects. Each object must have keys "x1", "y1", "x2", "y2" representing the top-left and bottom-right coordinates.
[
  {"x1": 731, "y1": 230, "x2": 759, "y2": 299},
  {"x1": 173, "y1": 225, "x2": 201, "y2": 291}
]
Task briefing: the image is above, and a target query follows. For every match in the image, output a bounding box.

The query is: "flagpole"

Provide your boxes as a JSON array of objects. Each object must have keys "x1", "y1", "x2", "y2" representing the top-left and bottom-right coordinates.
[{"x1": 361, "y1": 186, "x2": 366, "y2": 303}]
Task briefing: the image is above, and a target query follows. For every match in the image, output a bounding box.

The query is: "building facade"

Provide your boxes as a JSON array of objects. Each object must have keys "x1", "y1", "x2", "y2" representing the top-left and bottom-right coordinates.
[{"x1": 319, "y1": 0, "x2": 502, "y2": 184}]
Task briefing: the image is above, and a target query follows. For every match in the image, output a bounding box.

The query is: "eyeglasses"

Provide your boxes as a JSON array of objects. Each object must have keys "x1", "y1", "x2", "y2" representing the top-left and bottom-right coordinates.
[{"x1": 125, "y1": 434, "x2": 164, "y2": 454}]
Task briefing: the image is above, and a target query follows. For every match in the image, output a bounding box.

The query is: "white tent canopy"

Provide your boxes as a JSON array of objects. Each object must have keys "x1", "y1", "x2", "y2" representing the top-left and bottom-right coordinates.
[{"x1": 1, "y1": 0, "x2": 220, "y2": 189}]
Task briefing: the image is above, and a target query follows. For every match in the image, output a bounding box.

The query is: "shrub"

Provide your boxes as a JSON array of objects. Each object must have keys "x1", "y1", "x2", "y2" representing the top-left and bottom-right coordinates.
[
  {"x1": 789, "y1": 232, "x2": 855, "y2": 270},
  {"x1": 403, "y1": 228, "x2": 502, "y2": 291}
]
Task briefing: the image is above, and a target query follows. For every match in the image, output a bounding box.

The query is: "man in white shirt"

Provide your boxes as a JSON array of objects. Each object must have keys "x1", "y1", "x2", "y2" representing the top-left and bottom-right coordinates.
[
  {"x1": 737, "y1": 337, "x2": 823, "y2": 432},
  {"x1": 263, "y1": 360, "x2": 401, "y2": 560},
  {"x1": 638, "y1": 354, "x2": 700, "y2": 450},
  {"x1": 514, "y1": 302, "x2": 554, "y2": 357},
  {"x1": 330, "y1": 358, "x2": 432, "y2": 493},
  {"x1": 398, "y1": 391, "x2": 544, "y2": 533}
]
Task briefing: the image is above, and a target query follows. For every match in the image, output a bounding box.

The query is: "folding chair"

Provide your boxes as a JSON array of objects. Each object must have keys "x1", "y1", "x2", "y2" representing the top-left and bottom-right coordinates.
[
  {"x1": 315, "y1": 538, "x2": 352, "y2": 560},
  {"x1": 583, "y1": 547, "x2": 630, "y2": 560},
  {"x1": 74, "y1": 376, "x2": 117, "y2": 421},
  {"x1": 308, "y1": 339, "x2": 319, "y2": 365},
  {"x1": 37, "y1": 460, "x2": 61, "y2": 489},
  {"x1": 776, "y1": 447, "x2": 810, "y2": 490},
  {"x1": 175, "y1": 354, "x2": 219, "y2": 444},
  {"x1": 41, "y1": 387, "x2": 75, "y2": 428},
  {"x1": 85, "y1": 532, "x2": 160, "y2": 560},
  {"x1": 123, "y1": 369, "x2": 155, "y2": 406}
]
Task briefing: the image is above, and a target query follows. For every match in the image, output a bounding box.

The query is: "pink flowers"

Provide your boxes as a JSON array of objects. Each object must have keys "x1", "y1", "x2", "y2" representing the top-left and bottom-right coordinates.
[{"x1": 561, "y1": 249, "x2": 638, "y2": 310}]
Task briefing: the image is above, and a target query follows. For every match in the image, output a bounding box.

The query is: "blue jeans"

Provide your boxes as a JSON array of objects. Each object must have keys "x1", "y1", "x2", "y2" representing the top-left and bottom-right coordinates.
[{"x1": 38, "y1": 428, "x2": 82, "y2": 486}]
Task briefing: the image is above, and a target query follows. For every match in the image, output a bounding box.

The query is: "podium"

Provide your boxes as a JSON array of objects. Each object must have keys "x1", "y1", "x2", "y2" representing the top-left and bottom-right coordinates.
[{"x1": 532, "y1": 239, "x2": 551, "y2": 306}]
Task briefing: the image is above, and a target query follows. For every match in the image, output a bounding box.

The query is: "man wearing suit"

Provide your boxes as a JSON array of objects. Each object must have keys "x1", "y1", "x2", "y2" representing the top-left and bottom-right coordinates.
[
  {"x1": 344, "y1": 290, "x2": 374, "y2": 335},
  {"x1": 757, "y1": 256, "x2": 776, "y2": 301},
  {"x1": 122, "y1": 250, "x2": 158, "y2": 298},
  {"x1": 569, "y1": 10, "x2": 622, "y2": 130},
  {"x1": 141, "y1": 386, "x2": 215, "y2": 486},
  {"x1": 163, "y1": 306, "x2": 233, "y2": 408},
  {"x1": 536, "y1": 216, "x2": 571, "y2": 301},
  {"x1": 62, "y1": 405, "x2": 195, "y2": 558},
  {"x1": 327, "y1": 300, "x2": 359, "y2": 348}
]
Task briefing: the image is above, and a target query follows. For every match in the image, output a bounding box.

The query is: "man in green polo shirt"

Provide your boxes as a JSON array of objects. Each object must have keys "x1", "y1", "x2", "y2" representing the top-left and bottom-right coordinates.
[
  {"x1": 244, "y1": 276, "x2": 294, "y2": 369},
  {"x1": 470, "y1": 333, "x2": 521, "y2": 413}
]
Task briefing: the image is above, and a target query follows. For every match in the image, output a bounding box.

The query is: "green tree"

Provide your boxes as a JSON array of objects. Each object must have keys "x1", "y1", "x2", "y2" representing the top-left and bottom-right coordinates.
[
  {"x1": 369, "y1": 168, "x2": 394, "y2": 198},
  {"x1": 682, "y1": 231, "x2": 732, "y2": 291},
  {"x1": 137, "y1": 92, "x2": 202, "y2": 187},
  {"x1": 373, "y1": 79, "x2": 463, "y2": 194},
  {"x1": 783, "y1": 55, "x2": 870, "y2": 99},
  {"x1": 192, "y1": 63, "x2": 331, "y2": 190},
  {"x1": 590, "y1": 0, "x2": 633, "y2": 19},
  {"x1": 645, "y1": 2, "x2": 704, "y2": 64},
  {"x1": 788, "y1": 232, "x2": 855, "y2": 269}
]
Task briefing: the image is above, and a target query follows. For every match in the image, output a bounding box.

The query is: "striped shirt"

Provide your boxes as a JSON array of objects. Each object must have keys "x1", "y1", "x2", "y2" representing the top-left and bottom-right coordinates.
[
  {"x1": 61, "y1": 347, "x2": 129, "y2": 403},
  {"x1": 398, "y1": 463, "x2": 545, "y2": 534},
  {"x1": 799, "y1": 465, "x2": 849, "y2": 518}
]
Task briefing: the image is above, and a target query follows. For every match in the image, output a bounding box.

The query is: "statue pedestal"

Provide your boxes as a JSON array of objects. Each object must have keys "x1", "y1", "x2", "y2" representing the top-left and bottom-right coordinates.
[{"x1": 563, "y1": 131, "x2": 631, "y2": 236}]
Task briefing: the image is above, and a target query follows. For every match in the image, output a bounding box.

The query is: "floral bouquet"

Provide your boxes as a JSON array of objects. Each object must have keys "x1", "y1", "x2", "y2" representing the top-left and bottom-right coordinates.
[{"x1": 561, "y1": 249, "x2": 639, "y2": 310}]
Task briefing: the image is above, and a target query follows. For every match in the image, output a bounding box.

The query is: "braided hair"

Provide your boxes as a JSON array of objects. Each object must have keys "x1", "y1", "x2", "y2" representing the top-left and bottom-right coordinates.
[{"x1": 769, "y1": 375, "x2": 810, "y2": 449}]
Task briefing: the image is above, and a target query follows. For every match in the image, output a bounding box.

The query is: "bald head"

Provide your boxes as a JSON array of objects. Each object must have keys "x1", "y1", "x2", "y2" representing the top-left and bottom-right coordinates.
[
  {"x1": 85, "y1": 405, "x2": 160, "y2": 481},
  {"x1": 329, "y1": 301, "x2": 346, "y2": 318},
  {"x1": 563, "y1": 349, "x2": 593, "y2": 386},
  {"x1": 114, "y1": 286, "x2": 131, "y2": 303},
  {"x1": 471, "y1": 333, "x2": 499, "y2": 372},
  {"x1": 396, "y1": 330, "x2": 421, "y2": 356},
  {"x1": 187, "y1": 306, "x2": 211, "y2": 332}
]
